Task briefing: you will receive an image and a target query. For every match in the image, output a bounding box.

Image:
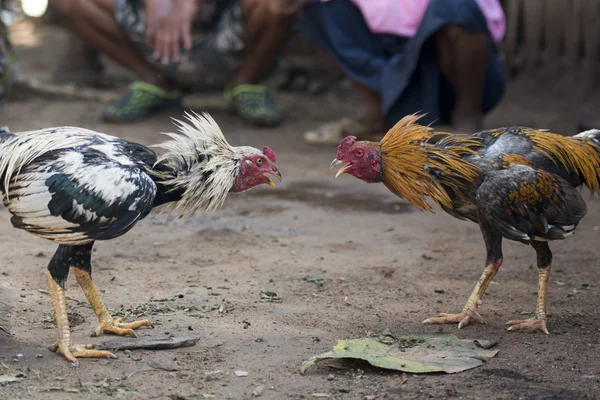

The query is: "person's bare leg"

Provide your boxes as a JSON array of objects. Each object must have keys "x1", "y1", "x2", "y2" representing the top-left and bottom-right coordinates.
[
  {"x1": 321, "y1": 51, "x2": 389, "y2": 132},
  {"x1": 52, "y1": 34, "x2": 106, "y2": 86},
  {"x1": 51, "y1": 0, "x2": 170, "y2": 89},
  {"x1": 436, "y1": 25, "x2": 489, "y2": 133},
  {"x1": 231, "y1": 0, "x2": 297, "y2": 86},
  {"x1": 349, "y1": 78, "x2": 390, "y2": 132}
]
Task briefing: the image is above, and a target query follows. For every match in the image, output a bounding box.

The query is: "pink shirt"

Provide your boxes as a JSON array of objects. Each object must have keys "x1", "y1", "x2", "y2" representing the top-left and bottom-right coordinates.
[{"x1": 319, "y1": 0, "x2": 506, "y2": 43}]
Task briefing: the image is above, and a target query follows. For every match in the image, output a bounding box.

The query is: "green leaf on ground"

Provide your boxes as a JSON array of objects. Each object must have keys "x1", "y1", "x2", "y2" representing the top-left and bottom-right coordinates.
[{"x1": 300, "y1": 332, "x2": 498, "y2": 375}]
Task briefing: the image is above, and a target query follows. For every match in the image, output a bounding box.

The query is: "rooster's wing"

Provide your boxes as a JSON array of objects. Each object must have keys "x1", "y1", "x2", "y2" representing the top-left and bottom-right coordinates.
[
  {"x1": 476, "y1": 165, "x2": 587, "y2": 243},
  {"x1": 5, "y1": 149, "x2": 157, "y2": 245}
]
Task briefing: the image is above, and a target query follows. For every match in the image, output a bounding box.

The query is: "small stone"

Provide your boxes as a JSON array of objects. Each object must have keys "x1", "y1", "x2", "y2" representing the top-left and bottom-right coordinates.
[
  {"x1": 252, "y1": 385, "x2": 264, "y2": 397},
  {"x1": 35, "y1": 354, "x2": 43, "y2": 358},
  {"x1": 327, "y1": 374, "x2": 335, "y2": 381},
  {"x1": 19, "y1": 294, "x2": 26, "y2": 298},
  {"x1": 365, "y1": 396, "x2": 376, "y2": 400},
  {"x1": 234, "y1": 370, "x2": 248, "y2": 377},
  {"x1": 15, "y1": 354, "x2": 23, "y2": 358},
  {"x1": 188, "y1": 325, "x2": 193, "y2": 331}
]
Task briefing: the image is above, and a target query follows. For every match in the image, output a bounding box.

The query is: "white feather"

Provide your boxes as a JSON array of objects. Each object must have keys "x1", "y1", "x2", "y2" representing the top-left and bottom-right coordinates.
[
  {"x1": 0, "y1": 129, "x2": 157, "y2": 244},
  {"x1": 151, "y1": 111, "x2": 264, "y2": 218},
  {"x1": 0, "y1": 126, "x2": 122, "y2": 199},
  {"x1": 574, "y1": 129, "x2": 600, "y2": 138}
]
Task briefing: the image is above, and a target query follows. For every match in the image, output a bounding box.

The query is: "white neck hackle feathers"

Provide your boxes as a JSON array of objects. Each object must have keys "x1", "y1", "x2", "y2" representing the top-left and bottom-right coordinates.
[{"x1": 151, "y1": 111, "x2": 250, "y2": 219}]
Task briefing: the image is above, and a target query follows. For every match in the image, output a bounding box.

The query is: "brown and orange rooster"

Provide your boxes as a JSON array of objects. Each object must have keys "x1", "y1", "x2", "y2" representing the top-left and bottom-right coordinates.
[{"x1": 331, "y1": 114, "x2": 600, "y2": 334}]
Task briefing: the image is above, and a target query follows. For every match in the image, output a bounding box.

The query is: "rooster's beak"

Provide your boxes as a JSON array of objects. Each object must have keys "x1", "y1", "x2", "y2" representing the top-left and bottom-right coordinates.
[
  {"x1": 330, "y1": 158, "x2": 351, "y2": 178},
  {"x1": 265, "y1": 168, "x2": 282, "y2": 189}
]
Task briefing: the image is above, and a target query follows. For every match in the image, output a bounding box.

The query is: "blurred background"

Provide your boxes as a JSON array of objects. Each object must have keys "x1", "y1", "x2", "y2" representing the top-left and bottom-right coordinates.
[{"x1": 0, "y1": 0, "x2": 598, "y2": 138}]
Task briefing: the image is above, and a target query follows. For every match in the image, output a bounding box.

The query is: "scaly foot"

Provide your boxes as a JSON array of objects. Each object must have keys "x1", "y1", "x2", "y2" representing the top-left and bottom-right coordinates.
[
  {"x1": 50, "y1": 340, "x2": 116, "y2": 363},
  {"x1": 423, "y1": 302, "x2": 486, "y2": 329},
  {"x1": 506, "y1": 317, "x2": 549, "y2": 334},
  {"x1": 93, "y1": 317, "x2": 152, "y2": 337}
]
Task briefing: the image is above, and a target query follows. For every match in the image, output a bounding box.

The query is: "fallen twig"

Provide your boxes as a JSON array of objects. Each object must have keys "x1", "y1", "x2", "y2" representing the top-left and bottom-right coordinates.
[
  {"x1": 125, "y1": 369, "x2": 155, "y2": 380},
  {"x1": 97, "y1": 336, "x2": 200, "y2": 351}
]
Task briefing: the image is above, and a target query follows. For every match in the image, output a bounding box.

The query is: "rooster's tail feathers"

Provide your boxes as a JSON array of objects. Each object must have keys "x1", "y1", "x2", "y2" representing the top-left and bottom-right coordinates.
[
  {"x1": 571, "y1": 129, "x2": 600, "y2": 192},
  {"x1": 574, "y1": 129, "x2": 600, "y2": 147}
]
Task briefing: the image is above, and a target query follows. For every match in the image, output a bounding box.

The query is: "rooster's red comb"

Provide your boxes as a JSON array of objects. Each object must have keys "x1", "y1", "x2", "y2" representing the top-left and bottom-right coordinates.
[
  {"x1": 263, "y1": 146, "x2": 276, "y2": 162},
  {"x1": 338, "y1": 136, "x2": 357, "y2": 154}
]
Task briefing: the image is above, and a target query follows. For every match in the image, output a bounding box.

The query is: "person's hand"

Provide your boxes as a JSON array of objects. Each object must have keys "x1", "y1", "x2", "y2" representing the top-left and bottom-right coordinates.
[
  {"x1": 144, "y1": 0, "x2": 172, "y2": 49},
  {"x1": 146, "y1": 0, "x2": 199, "y2": 64}
]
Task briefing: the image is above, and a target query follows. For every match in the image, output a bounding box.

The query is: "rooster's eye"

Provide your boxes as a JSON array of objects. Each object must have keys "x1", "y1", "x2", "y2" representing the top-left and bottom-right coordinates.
[
  {"x1": 354, "y1": 149, "x2": 364, "y2": 158},
  {"x1": 256, "y1": 158, "x2": 263, "y2": 166}
]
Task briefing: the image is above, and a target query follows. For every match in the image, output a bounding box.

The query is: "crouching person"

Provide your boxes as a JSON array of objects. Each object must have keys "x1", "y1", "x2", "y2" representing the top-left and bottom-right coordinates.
[{"x1": 52, "y1": 0, "x2": 297, "y2": 126}]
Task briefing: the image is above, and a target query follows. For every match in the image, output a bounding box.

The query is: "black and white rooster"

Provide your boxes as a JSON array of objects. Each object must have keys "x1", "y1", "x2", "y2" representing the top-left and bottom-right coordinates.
[{"x1": 0, "y1": 112, "x2": 281, "y2": 363}]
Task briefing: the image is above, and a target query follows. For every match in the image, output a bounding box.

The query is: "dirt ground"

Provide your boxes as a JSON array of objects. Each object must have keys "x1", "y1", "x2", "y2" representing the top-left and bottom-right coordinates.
[{"x1": 0, "y1": 22, "x2": 599, "y2": 400}]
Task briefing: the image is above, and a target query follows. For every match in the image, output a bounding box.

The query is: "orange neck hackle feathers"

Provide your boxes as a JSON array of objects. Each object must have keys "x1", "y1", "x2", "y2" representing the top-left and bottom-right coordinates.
[{"x1": 378, "y1": 114, "x2": 482, "y2": 212}]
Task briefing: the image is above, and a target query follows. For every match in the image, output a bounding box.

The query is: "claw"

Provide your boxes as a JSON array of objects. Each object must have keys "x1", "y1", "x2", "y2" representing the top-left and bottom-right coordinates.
[
  {"x1": 506, "y1": 317, "x2": 549, "y2": 334},
  {"x1": 93, "y1": 318, "x2": 151, "y2": 337},
  {"x1": 50, "y1": 340, "x2": 116, "y2": 363},
  {"x1": 423, "y1": 307, "x2": 486, "y2": 329},
  {"x1": 458, "y1": 316, "x2": 472, "y2": 330},
  {"x1": 464, "y1": 305, "x2": 486, "y2": 324}
]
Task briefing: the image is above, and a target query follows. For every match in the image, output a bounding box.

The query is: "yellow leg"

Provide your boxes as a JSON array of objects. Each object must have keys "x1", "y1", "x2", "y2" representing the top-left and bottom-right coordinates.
[
  {"x1": 47, "y1": 271, "x2": 117, "y2": 362},
  {"x1": 71, "y1": 267, "x2": 151, "y2": 337},
  {"x1": 423, "y1": 259, "x2": 502, "y2": 329},
  {"x1": 506, "y1": 265, "x2": 550, "y2": 334}
]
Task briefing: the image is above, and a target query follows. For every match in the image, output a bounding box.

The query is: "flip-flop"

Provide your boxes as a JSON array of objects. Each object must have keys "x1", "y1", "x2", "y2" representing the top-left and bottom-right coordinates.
[
  {"x1": 226, "y1": 84, "x2": 283, "y2": 127},
  {"x1": 102, "y1": 81, "x2": 182, "y2": 123},
  {"x1": 303, "y1": 117, "x2": 384, "y2": 145}
]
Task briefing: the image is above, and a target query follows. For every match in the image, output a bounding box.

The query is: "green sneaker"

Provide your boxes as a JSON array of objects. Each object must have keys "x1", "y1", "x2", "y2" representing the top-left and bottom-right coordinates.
[
  {"x1": 226, "y1": 84, "x2": 282, "y2": 127},
  {"x1": 102, "y1": 81, "x2": 182, "y2": 122}
]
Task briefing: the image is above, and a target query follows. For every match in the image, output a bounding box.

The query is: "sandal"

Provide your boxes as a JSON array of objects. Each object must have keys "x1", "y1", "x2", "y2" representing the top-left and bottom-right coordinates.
[
  {"x1": 102, "y1": 81, "x2": 182, "y2": 123},
  {"x1": 303, "y1": 117, "x2": 384, "y2": 145},
  {"x1": 226, "y1": 84, "x2": 283, "y2": 127}
]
